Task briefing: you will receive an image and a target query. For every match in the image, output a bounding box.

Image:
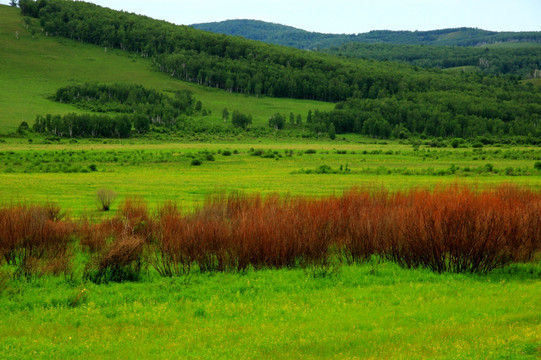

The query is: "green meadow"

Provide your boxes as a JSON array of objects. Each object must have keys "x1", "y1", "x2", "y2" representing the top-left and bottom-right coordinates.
[
  {"x1": 1, "y1": 262, "x2": 540, "y2": 359},
  {"x1": 0, "y1": 141, "x2": 540, "y2": 214}
]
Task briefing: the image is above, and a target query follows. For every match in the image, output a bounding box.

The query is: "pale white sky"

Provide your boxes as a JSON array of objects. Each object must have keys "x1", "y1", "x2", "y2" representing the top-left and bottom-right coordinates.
[{"x1": 2, "y1": 0, "x2": 540, "y2": 33}]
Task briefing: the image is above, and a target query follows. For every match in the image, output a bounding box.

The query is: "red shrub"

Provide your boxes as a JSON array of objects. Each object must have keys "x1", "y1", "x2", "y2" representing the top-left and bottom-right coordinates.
[
  {"x1": 117, "y1": 197, "x2": 155, "y2": 241},
  {"x1": 149, "y1": 184, "x2": 541, "y2": 274},
  {"x1": 0, "y1": 204, "x2": 75, "y2": 277}
]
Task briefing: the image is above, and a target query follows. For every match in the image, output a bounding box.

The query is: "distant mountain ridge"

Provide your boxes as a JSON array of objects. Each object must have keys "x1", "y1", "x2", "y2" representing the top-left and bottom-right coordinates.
[{"x1": 191, "y1": 20, "x2": 541, "y2": 49}]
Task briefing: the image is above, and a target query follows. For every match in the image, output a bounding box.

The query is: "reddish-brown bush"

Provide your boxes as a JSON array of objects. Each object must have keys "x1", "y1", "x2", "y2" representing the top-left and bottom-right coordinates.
[
  {"x1": 384, "y1": 184, "x2": 541, "y2": 272},
  {"x1": 3, "y1": 184, "x2": 540, "y2": 278},
  {"x1": 0, "y1": 204, "x2": 75, "y2": 277},
  {"x1": 117, "y1": 197, "x2": 155, "y2": 241},
  {"x1": 149, "y1": 184, "x2": 541, "y2": 275},
  {"x1": 79, "y1": 218, "x2": 110, "y2": 253},
  {"x1": 84, "y1": 236, "x2": 145, "y2": 283}
]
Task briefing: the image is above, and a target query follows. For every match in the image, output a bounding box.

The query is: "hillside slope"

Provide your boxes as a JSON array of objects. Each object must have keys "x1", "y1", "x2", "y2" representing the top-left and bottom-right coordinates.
[
  {"x1": 193, "y1": 20, "x2": 541, "y2": 77},
  {"x1": 0, "y1": 5, "x2": 333, "y2": 133},
  {"x1": 192, "y1": 20, "x2": 541, "y2": 49},
  {"x1": 4, "y1": 2, "x2": 541, "y2": 140}
]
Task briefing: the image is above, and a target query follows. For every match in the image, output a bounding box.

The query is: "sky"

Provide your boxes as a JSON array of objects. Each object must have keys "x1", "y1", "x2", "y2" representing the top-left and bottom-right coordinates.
[{"x1": 2, "y1": 0, "x2": 540, "y2": 34}]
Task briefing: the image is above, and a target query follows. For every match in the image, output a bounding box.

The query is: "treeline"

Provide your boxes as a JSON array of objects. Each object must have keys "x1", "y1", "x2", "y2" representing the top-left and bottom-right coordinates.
[
  {"x1": 196, "y1": 19, "x2": 541, "y2": 77},
  {"x1": 33, "y1": 113, "x2": 140, "y2": 138},
  {"x1": 323, "y1": 42, "x2": 541, "y2": 77},
  {"x1": 193, "y1": 20, "x2": 541, "y2": 49},
  {"x1": 310, "y1": 83, "x2": 541, "y2": 139},
  {"x1": 358, "y1": 28, "x2": 541, "y2": 47},
  {"x1": 31, "y1": 83, "x2": 200, "y2": 137},
  {"x1": 16, "y1": 0, "x2": 491, "y2": 102},
  {"x1": 54, "y1": 83, "x2": 195, "y2": 126}
]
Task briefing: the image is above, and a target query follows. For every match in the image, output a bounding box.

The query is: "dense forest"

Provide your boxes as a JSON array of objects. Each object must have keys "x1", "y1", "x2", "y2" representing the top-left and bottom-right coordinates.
[
  {"x1": 323, "y1": 43, "x2": 541, "y2": 78},
  {"x1": 309, "y1": 83, "x2": 541, "y2": 140},
  {"x1": 194, "y1": 20, "x2": 541, "y2": 77},
  {"x1": 19, "y1": 0, "x2": 403, "y2": 102},
  {"x1": 16, "y1": 0, "x2": 541, "y2": 140},
  {"x1": 193, "y1": 20, "x2": 541, "y2": 48}
]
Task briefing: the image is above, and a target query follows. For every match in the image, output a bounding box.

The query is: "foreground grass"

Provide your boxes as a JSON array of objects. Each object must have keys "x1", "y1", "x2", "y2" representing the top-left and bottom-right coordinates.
[{"x1": 0, "y1": 262, "x2": 539, "y2": 359}]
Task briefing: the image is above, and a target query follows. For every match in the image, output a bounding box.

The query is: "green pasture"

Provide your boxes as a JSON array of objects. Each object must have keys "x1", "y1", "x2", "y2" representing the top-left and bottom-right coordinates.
[
  {"x1": 0, "y1": 262, "x2": 539, "y2": 359},
  {"x1": 0, "y1": 140, "x2": 539, "y2": 214},
  {"x1": 0, "y1": 6, "x2": 333, "y2": 134}
]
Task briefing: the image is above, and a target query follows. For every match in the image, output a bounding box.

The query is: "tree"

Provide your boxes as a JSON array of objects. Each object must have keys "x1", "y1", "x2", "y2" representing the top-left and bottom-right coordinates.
[
  {"x1": 296, "y1": 114, "x2": 302, "y2": 126},
  {"x1": 231, "y1": 110, "x2": 252, "y2": 129},
  {"x1": 10, "y1": 0, "x2": 18, "y2": 7},
  {"x1": 328, "y1": 123, "x2": 336, "y2": 140},
  {"x1": 289, "y1": 112, "x2": 295, "y2": 125},
  {"x1": 269, "y1": 113, "x2": 285, "y2": 130},
  {"x1": 222, "y1": 108, "x2": 229, "y2": 123},
  {"x1": 134, "y1": 115, "x2": 150, "y2": 134}
]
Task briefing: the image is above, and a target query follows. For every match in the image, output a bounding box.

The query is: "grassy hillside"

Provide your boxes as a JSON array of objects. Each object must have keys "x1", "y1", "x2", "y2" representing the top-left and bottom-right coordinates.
[{"x1": 0, "y1": 5, "x2": 333, "y2": 134}]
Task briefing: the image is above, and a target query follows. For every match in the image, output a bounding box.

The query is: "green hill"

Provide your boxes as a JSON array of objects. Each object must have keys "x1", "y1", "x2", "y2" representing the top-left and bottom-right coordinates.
[
  {"x1": 192, "y1": 19, "x2": 541, "y2": 48},
  {"x1": 3, "y1": 1, "x2": 541, "y2": 141},
  {"x1": 0, "y1": 5, "x2": 333, "y2": 133},
  {"x1": 193, "y1": 20, "x2": 541, "y2": 77}
]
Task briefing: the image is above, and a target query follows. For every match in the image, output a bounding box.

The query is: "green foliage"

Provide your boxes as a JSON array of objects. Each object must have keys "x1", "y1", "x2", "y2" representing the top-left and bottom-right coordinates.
[
  {"x1": 323, "y1": 42, "x2": 541, "y2": 77},
  {"x1": 32, "y1": 113, "x2": 133, "y2": 138},
  {"x1": 268, "y1": 113, "x2": 285, "y2": 130},
  {"x1": 472, "y1": 141, "x2": 484, "y2": 148},
  {"x1": 0, "y1": 5, "x2": 333, "y2": 134},
  {"x1": 30, "y1": 83, "x2": 202, "y2": 138},
  {"x1": 222, "y1": 108, "x2": 229, "y2": 121},
  {"x1": 328, "y1": 123, "x2": 336, "y2": 140},
  {"x1": 26, "y1": 0, "x2": 538, "y2": 105},
  {"x1": 231, "y1": 110, "x2": 252, "y2": 129},
  {"x1": 296, "y1": 164, "x2": 351, "y2": 174},
  {"x1": 309, "y1": 81, "x2": 541, "y2": 139},
  {"x1": 193, "y1": 19, "x2": 541, "y2": 49}
]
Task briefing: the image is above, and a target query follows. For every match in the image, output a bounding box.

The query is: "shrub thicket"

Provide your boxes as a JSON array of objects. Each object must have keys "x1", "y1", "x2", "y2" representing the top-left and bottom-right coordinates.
[{"x1": 1, "y1": 185, "x2": 539, "y2": 281}]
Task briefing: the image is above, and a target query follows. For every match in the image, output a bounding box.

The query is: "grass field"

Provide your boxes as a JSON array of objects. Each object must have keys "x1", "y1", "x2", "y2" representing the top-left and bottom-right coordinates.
[
  {"x1": 0, "y1": 5, "x2": 333, "y2": 134},
  {"x1": 0, "y1": 140, "x2": 539, "y2": 214},
  {"x1": 0, "y1": 262, "x2": 539, "y2": 359}
]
